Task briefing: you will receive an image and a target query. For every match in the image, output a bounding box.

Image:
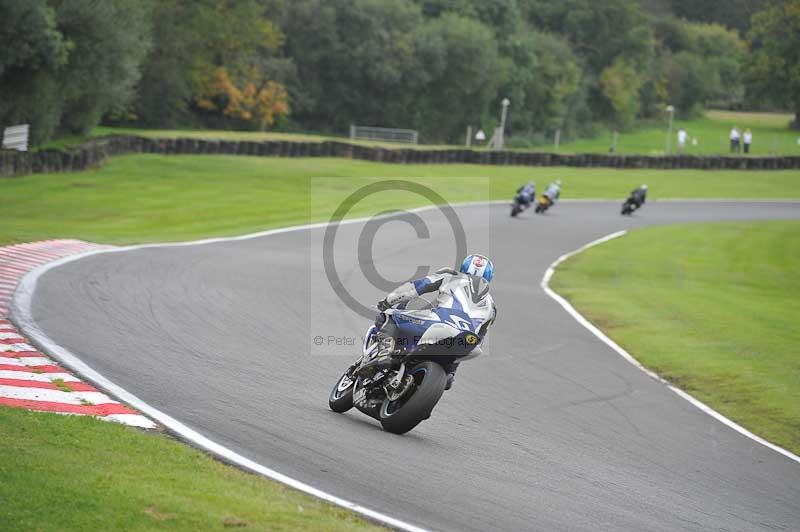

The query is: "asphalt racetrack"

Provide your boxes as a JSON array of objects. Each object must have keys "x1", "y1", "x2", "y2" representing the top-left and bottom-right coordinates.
[{"x1": 25, "y1": 201, "x2": 800, "y2": 531}]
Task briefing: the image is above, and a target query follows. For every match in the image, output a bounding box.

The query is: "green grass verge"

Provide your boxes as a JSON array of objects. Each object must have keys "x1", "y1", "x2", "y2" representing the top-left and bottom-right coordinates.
[
  {"x1": 560, "y1": 110, "x2": 800, "y2": 156},
  {"x1": 0, "y1": 407, "x2": 380, "y2": 531},
  {"x1": 2, "y1": 154, "x2": 800, "y2": 246},
  {"x1": 550, "y1": 221, "x2": 800, "y2": 454}
]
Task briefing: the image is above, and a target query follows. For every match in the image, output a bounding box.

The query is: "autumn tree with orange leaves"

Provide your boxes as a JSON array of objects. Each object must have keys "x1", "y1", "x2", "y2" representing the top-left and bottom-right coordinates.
[
  {"x1": 197, "y1": 67, "x2": 289, "y2": 130},
  {"x1": 191, "y1": 1, "x2": 290, "y2": 130}
]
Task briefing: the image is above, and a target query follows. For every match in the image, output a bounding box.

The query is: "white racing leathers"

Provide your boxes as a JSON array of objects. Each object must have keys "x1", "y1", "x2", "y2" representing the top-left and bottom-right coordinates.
[
  {"x1": 384, "y1": 268, "x2": 496, "y2": 359},
  {"x1": 544, "y1": 183, "x2": 561, "y2": 202}
]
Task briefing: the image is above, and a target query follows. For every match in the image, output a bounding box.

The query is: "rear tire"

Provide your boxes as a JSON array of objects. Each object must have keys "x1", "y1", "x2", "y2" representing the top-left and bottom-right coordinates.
[
  {"x1": 329, "y1": 372, "x2": 355, "y2": 413},
  {"x1": 379, "y1": 361, "x2": 447, "y2": 434}
]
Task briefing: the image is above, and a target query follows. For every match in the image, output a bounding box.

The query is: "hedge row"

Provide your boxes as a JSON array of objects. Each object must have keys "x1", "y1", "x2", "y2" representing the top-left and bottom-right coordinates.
[{"x1": 3, "y1": 135, "x2": 800, "y2": 177}]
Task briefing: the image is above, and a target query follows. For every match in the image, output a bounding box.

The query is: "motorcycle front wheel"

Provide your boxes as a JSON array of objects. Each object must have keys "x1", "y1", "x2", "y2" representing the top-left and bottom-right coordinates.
[
  {"x1": 329, "y1": 372, "x2": 355, "y2": 413},
  {"x1": 379, "y1": 361, "x2": 447, "y2": 434}
]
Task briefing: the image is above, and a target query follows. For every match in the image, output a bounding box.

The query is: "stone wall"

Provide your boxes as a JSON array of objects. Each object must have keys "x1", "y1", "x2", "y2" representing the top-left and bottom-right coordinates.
[{"x1": 2, "y1": 135, "x2": 799, "y2": 177}]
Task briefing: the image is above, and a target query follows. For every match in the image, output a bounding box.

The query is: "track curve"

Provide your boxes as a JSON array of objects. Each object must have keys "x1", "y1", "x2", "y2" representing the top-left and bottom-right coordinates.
[{"x1": 22, "y1": 201, "x2": 800, "y2": 531}]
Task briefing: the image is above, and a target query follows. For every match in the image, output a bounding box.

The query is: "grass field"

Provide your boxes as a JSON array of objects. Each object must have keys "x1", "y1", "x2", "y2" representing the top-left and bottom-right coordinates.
[
  {"x1": 550, "y1": 221, "x2": 800, "y2": 455},
  {"x1": 2, "y1": 154, "x2": 800, "y2": 246},
  {"x1": 560, "y1": 111, "x2": 800, "y2": 156},
  {"x1": 0, "y1": 407, "x2": 379, "y2": 531}
]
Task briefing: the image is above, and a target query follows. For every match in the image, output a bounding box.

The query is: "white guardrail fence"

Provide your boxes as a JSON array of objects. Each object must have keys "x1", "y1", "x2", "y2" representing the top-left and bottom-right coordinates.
[
  {"x1": 350, "y1": 124, "x2": 418, "y2": 144},
  {"x1": 2, "y1": 124, "x2": 30, "y2": 152}
]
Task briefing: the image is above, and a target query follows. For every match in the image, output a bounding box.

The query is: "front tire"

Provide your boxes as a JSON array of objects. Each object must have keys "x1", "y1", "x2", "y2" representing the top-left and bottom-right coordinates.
[
  {"x1": 379, "y1": 361, "x2": 447, "y2": 434},
  {"x1": 329, "y1": 372, "x2": 355, "y2": 413}
]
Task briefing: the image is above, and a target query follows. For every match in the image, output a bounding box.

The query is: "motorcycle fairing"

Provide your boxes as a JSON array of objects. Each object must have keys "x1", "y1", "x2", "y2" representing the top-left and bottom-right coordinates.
[{"x1": 390, "y1": 306, "x2": 479, "y2": 351}]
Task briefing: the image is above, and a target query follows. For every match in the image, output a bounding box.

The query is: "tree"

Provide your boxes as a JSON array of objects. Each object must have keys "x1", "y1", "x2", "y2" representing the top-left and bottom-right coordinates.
[
  {"x1": 599, "y1": 60, "x2": 643, "y2": 129},
  {"x1": 746, "y1": 0, "x2": 800, "y2": 127},
  {"x1": 54, "y1": 0, "x2": 153, "y2": 135},
  {"x1": 196, "y1": 68, "x2": 289, "y2": 130},
  {"x1": 0, "y1": 0, "x2": 69, "y2": 144},
  {"x1": 519, "y1": 0, "x2": 653, "y2": 126},
  {"x1": 499, "y1": 31, "x2": 582, "y2": 136},
  {"x1": 413, "y1": 13, "x2": 503, "y2": 141},
  {"x1": 135, "y1": 0, "x2": 292, "y2": 129},
  {"x1": 276, "y1": 0, "x2": 424, "y2": 132},
  {"x1": 520, "y1": 0, "x2": 653, "y2": 75},
  {"x1": 685, "y1": 23, "x2": 746, "y2": 105},
  {"x1": 0, "y1": 0, "x2": 151, "y2": 144},
  {"x1": 669, "y1": 0, "x2": 765, "y2": 34}
]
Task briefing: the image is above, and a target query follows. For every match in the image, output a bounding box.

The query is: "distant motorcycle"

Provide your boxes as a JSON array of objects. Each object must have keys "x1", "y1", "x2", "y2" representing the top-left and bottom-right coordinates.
[
  {"x1": 329, "y1": 297, "x2": 482, "y2": 434},
  {"x1": 534, "y1": 194, "x2": 554, "y2": 214},
  {"x1": 622, "y1": 185, "x2": 647, "y2": 216},
  {"x1": 510, "y1": 192, "x2": 528, "y2": 217},
  {"x1": 621, "y1": 198, "x2": 639, "y2": 215}
]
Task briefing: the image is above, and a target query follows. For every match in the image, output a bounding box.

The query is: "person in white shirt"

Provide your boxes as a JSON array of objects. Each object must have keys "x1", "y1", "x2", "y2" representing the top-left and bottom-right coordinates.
[
  {"x1": 743, "y1": 128, "x2": 753, "y2": 154},
  {"x1": 730, "y1": 126, "x2": 741, "y2": 153},
  {"x1": 676, "y1": 128, "x2": 688, "y2": 152}
]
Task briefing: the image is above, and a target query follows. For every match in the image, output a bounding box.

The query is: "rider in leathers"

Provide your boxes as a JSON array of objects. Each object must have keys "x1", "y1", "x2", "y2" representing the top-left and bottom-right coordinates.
[
  {"x1": 516, "y1": 181, "x2": 536, "y2": 208},
  {"x1": 375, "y1": 254, "x2": 497, "y2": 390},
  {"x1": 543, "y1": 179, "x2": 562, "y2": 203},
  {"x1": 628, "y1": 184, "x2": 648, "y2": 208}
]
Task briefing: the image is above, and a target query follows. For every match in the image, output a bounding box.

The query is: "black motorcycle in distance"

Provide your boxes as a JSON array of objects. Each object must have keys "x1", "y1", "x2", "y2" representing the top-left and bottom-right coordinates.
[
  {"x1": 510, "y1": 192, "x2": 527, "y2": 217},
  {"x1": 621, "y1": 197, "x2": 640, "y2": 215}
]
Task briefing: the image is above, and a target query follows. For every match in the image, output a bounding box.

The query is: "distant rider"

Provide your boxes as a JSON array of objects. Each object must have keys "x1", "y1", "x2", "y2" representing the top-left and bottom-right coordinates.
[
  {"x1": 628, "y1": 184, "x2": 648, "y2": 208},
  {"x1": 376, "y1": 254, "x2": 497, "y2": 390},
  {"x1": 516, "y1": 181, "x2": 536, "y2": 208},
  {"x1": 543, "y1": 179, "x2": 562, "y2": 203}
]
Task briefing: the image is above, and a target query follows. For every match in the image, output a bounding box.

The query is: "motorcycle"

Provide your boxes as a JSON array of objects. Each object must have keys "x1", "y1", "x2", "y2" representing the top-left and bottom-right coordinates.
[
  {"x1": 621, "y1": 197, "x2": 640, "y2": 215},
  {"x1": 510, "y1": 192, "x2": 529, "y2": 217},
  {"x1": 534, "y1": 194, "x2": 553, "y2": 214},
  {"x1": 329, "y1": 297, "x2": 482, "y2": 434}
]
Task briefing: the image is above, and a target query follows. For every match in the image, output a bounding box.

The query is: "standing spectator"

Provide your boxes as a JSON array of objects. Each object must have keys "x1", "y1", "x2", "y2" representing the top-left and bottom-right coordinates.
[
  {"x1": 676, "y1": 128, "x2": 688, "y2": 153},
  {"x1": 730, "y1": 126, "x2": 740, "y2": 153},
  {"x1": 743, "y1": 128, "x2": 753, "y2": 154}
]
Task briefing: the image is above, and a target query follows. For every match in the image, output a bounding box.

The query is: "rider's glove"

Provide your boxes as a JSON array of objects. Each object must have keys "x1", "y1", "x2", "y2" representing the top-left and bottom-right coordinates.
[{"x1": 377, "y1": 299, "x2": 391, "y2": 311}]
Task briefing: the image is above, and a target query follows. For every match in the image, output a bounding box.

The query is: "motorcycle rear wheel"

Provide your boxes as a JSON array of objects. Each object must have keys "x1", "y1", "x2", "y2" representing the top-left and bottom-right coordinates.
[{"x1": 379, "y1": 361, "x2": 447, "y2": 434}]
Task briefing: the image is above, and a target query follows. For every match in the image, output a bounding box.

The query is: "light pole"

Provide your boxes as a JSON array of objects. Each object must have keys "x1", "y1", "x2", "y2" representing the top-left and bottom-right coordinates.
[
  {"x1": 665, "y1": 105, "x2": 675, "y2": 155},
  {"x1": 498, "y1": 98, "x2": 510, "y2": 150}
]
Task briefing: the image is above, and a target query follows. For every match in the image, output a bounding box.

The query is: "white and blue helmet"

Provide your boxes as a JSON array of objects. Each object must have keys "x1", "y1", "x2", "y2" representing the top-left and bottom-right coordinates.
[{"x1": 460, "y1": 254, "x2": 494, "y2": 282}]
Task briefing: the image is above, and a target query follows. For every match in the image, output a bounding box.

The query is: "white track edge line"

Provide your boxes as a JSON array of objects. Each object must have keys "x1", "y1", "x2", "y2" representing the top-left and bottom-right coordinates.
[{"x1": 540, "y1": 230, "x2": 800, "y2": 465}]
